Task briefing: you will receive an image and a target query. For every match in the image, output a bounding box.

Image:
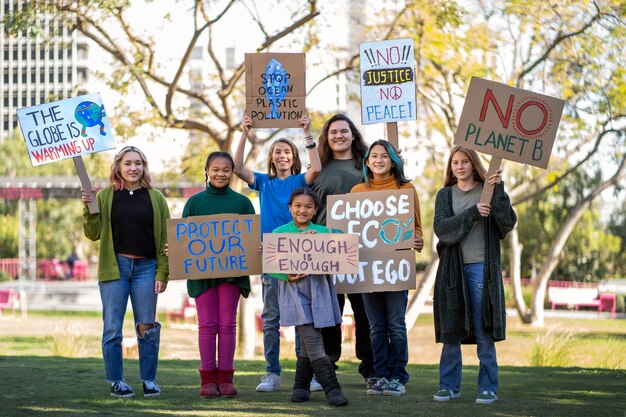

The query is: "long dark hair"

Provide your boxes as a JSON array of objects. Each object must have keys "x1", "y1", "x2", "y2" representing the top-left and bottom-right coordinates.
[
  {"x1": 443, "y1": 146, "x2": 487, "y2": 187},
  {"x1": 318, "y1": 114, "x2": 368, "y2": 169},
  {"x1": 362, "y1": 139, "x2": 410, "y2": 187}
]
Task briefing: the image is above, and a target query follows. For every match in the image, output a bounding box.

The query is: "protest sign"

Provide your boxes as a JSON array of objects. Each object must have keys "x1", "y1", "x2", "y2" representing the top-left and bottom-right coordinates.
[
  {"x1": 360, "y1": 38, "x2": 416, "y2": 126},
  {"x1": 326, "y1": 189, "x2": 415, "y2": 251},
  {"x1": 333, "y1": 250, "x2": 416, "y2": 294},
  {"x1": 454, "y1": 77, "x2": 565, "y2": 169},
  {"x1": 245, "y1": 53, "x2": 306, "y2": 128},
  {"x1": 16, "y1": 93, "x2": 116, "y2": 167},
  {"x1": 167, "y1": 214, "x2": 262, "y2": 280},
  {"x1": 262, "y1": 233, "x2": 359, "y2": 276},
  {"x1": 326, "y1": 189, "x2": 417, "y2": 293}
]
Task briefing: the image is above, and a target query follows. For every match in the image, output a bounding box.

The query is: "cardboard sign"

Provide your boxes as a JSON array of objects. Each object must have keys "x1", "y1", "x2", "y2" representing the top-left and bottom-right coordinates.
[
  {"x1": 326, "y1": 189, "x2": 415, "y2": 251},
  {"x1": 262, "y1": 233, "x2": 359, "y2": 275},
  {"x1": 454, "y1": 77, "x2": 565, "y2": 169},
  {"x1": 360, "y1": 38, "x2": 416, "y2": 125},
  {"x1": 333, "y1": 250, "x2": 416, "y2": 294},
  {"x1": 167, "y1": 214, "x2": 262, "y2": 280},
  {"x1": 245, "y1": 53, "x2": 306, "y2": 128},
  {"x1": 16, "y1": 93, "x2": 116, "y2": 166}
]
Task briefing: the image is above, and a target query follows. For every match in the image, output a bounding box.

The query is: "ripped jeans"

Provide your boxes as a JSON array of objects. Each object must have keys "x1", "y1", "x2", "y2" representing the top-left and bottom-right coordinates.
[{"x1": 99, "y1": 255, "x2": 160, "y2": 383}]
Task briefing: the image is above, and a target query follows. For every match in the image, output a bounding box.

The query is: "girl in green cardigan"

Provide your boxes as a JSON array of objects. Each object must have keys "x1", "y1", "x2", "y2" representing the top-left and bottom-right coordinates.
[{"x1": 82, "y1": 145, "x2": 170, "y2": 398}]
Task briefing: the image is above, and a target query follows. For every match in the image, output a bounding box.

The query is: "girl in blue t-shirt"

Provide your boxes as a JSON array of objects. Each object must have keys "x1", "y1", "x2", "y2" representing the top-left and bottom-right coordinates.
[{"x1": 234, "y1": 113, "x2": 321, "y2": 392}]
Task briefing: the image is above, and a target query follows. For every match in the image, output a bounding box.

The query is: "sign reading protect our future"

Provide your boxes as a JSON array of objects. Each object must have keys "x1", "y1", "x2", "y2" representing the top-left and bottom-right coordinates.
[
  {"x1": 326, "y1": 189, "x2": 417, "y2": 293},
  {"x1": 16, "y1": 93, "x2": 116, "y2": 166},
  {"x1": 454, "y1": 77, "x2": 565, "y2": 168},
  {"x1": 167, "y1": 214, "x2": 262, "y2": 280},
  {"x1": 360, "y1": 38, "x2": 416, "y2": 125},
  {"x1": 245, "y1": 52, "x2": 306, "y2": 128}
]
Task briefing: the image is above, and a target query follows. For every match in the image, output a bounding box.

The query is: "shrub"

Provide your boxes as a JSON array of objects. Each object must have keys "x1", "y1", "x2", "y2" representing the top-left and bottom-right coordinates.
[
  {"x1": 50, "y1": 322, "x2": 87, "y2": 357},
  {"x1": 0, "y1": 271, "x2": 11, "y2": 282},
  {"x1": 615, "y1": 294, "x2": 625, "y2": 313},
  {"x1": 530, "y1": 328, "x2": 574, "y2": 367}
]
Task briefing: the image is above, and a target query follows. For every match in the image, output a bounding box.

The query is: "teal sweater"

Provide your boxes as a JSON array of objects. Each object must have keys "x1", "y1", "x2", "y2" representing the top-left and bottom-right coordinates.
[
  {"x1": 182, "y1": 183, "x2": 255, "y2": 298},
  {"x1": 82, "y1": 186, "x2": 170, "y2": 282}
]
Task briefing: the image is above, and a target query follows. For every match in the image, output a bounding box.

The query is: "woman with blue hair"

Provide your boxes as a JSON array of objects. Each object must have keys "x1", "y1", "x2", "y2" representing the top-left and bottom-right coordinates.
[{"x1": 350, "y1": 139, "x2": 424, "y2": 397}]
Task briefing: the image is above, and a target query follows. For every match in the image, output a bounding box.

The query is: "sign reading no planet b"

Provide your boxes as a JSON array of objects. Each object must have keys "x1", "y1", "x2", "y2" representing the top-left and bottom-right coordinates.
[
  {"x1": 16, "y1": 93, "x2": 116, "y2": 167},
  {"x1": 360, "y1": 38, "x2": 416, "y2": 125},
  {"x1": 167, "y1": 214, "x2": 262, "y2": 280},
  {"x1": 454, "y1": 77, "x2": 565, "y2": 169},
  {"x1": 262, "y1": 233, "x2": 359, "y2": 277},
  {"x1": 326, "y1": 189, "x2": 417, "y2": 293},
  {"x1": 245, "y1": 53, "x2": 306, "y2": 128}
]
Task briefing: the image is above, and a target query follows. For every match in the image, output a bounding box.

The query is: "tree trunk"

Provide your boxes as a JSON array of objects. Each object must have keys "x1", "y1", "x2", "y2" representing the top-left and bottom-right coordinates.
[
  {"x1": 509, "y1": 226, "x2": 531, "y2": 323},
  {"x1": 530, "y1": 157, "x2": 626, "y2": 326}
]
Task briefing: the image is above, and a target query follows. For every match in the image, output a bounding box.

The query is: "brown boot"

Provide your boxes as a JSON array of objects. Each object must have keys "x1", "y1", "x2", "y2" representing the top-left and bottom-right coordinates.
[
  {"x1": 198, "y1": 368, "x2": 218, "y2": 398},
  {"x1": 217, "y1": 369, "x2": 238, "y2": 398}
]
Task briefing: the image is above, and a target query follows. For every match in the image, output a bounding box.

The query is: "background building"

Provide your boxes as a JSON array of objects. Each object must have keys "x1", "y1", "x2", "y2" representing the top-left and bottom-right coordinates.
[{"x1": 1, "y1": 0, "x2": 89, "y2": 141}]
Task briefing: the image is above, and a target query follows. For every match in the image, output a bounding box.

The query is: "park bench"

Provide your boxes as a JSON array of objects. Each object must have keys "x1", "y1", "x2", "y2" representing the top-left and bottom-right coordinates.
[
  {"x1": 0, "y1": 289, "x2": 17, "y2": 317},
  {"x1": 166, "y1": 297, "x2": 198, "y2": 325},
  {"x1": 548, "y1": 287, "x2": 616, "y2": 318}
]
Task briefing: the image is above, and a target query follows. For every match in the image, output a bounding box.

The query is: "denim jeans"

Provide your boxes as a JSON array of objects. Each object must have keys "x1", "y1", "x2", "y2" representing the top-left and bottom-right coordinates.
[
  {"x1": 362, "y1": 290, "x2": 409, "y2": 384},
  {"x1": 261, "y1": 274, "x2": 300, "y2": 375},
  {"x1": 99, "y1": 255, "x2": 160, "y2": 383},
  {"x1": 439, "y1": 262, "x2": 498, "y2": 393}
]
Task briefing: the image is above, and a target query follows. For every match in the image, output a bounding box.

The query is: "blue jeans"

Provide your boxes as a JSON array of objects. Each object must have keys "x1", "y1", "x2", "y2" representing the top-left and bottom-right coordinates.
[
  {"x1": 362, "y1": 290, "x2": 409, "y2": 384},
  {"x1": 99, "y1": 255, "x2": 160, "y2": 383},
  {"x1": 439, "y1": 262, "x2": 498, "y2": 393},
  {"x1": 261, "y1": 274, "x2": 299, "y2": 375}
]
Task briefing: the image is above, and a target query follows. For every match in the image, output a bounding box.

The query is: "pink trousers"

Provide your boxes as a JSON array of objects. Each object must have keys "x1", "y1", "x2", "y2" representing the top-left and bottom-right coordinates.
[{"x1": 195, "y1": 283, "x2": 241, "y2": 371}]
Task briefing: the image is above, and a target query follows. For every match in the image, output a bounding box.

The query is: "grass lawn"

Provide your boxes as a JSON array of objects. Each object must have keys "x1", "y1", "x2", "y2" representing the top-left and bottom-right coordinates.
[
  {"x1": 1, "y1": 356, "x2": 625, "y2": 417},
  {"x1": 1, "y1": 311, "x2": 625, "y2": 416}
]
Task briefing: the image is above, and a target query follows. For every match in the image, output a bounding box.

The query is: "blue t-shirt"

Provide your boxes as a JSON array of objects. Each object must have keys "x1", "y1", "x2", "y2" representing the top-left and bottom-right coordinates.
[{"x1": 251, "y1": 172, "x2": 308, "y2": 235}]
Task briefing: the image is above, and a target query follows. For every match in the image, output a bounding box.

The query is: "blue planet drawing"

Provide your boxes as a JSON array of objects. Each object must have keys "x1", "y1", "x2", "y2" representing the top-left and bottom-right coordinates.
[
  {"x1": 264, "y1": 58, "x2": 289, "y2": 119},
  {"x1": 74, "y1": 101, "x2": 107, "y2": 137}
]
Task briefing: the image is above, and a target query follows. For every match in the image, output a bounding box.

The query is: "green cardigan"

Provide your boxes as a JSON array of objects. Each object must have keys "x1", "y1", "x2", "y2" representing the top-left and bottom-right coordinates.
[
  {"x1": 182, "y1": 184, "x2": 255, "y2": 298},
  {"x1": 433, "y1": 182, "x2": 517, "y2": 344},
  {"x1": 82, "y1": 186, "x2": 170, "y2": 282}
]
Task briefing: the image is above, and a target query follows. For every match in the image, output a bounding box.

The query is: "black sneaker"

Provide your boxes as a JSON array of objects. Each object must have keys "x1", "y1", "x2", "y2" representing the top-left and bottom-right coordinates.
[
  {"x1": 143, "y1": 380, "x2": 161, "y2": 397},
  {"x1": 111, "y1": 381, "x2": 134, "y2": 398}
]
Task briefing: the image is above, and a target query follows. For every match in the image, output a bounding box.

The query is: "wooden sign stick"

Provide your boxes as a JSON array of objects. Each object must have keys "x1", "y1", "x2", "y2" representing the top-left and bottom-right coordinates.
[
  {"x1": 479, "y1": 156, "x2": 503, "y2": 205},
  {"x1": 386, "y1": 122, "x2": 398, "y2": 149},
  {"x1": 73, "y1": 156, "x2": 99, "y2": 214}
]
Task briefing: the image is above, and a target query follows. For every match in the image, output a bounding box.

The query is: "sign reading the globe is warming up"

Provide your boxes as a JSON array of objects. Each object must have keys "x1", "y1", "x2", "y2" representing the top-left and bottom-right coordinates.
[
  {"x1": 454, "y1": 77, "x2": 565, "y2": 169},
  {"x1": 360, "y1": 38, "x2": 416, "y2": 125},
  {"x1": 16, "y1": 93, "x2": 116, "y2": 166}
]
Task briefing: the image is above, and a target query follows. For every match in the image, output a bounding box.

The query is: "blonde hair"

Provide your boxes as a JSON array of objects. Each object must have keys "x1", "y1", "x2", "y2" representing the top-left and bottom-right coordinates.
[
  {"x1": 109, "y1": 146, "x2": 153, "y2": 190},
  {"x1": 443, "y1": 146, "x2": 486, "y2": 187}
]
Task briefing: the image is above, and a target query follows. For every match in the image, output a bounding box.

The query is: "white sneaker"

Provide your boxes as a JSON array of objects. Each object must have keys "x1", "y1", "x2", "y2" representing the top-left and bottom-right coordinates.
[
  {"x1": 310, "y1": 376, "x2": 323, "y2": 392},
  {"x1": 256, "y1": 372, "x2": 281, "y2": 392}
]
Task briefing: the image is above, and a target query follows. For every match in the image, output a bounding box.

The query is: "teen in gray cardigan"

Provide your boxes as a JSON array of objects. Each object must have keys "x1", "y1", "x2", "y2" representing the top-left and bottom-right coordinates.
[{"x1": 432, "y1": 146, "x2": 517, "y2": 405}]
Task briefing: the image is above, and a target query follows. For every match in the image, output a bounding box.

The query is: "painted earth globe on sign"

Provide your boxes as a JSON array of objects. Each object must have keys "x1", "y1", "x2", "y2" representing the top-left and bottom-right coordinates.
[{"x1": 74, "y1": 101, "x2": 107, "y2": 137}]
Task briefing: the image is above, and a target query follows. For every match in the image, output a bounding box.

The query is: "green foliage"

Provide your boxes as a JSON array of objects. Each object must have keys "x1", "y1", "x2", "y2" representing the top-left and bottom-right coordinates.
[
  {"x1": 504, "y1": 282, "x2": 533, "y2": 308},
  {"x1": 615, "y1": 293, "x2": 626, "y2": 314},
  {"x1": 0, "y1": 271, "x2": 11, "y2": 282},
  {"x1": 0, "y1": 215, "x2": 18, "y2": 258}
]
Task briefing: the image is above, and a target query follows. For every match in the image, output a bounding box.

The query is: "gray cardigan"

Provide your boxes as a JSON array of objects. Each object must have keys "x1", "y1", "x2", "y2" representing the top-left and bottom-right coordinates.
[{"x1": 433, "y1": 182, "x2": 517, "y2": 344}]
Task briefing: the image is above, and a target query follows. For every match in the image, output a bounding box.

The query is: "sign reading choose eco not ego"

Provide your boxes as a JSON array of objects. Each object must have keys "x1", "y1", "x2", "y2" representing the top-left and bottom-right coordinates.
[
  {"x1": 454, "y1": 77, "x2": 566, "y2": 169},
  {"x1": 326, "y1": 189, "x2": 417, "y2": 294}
]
